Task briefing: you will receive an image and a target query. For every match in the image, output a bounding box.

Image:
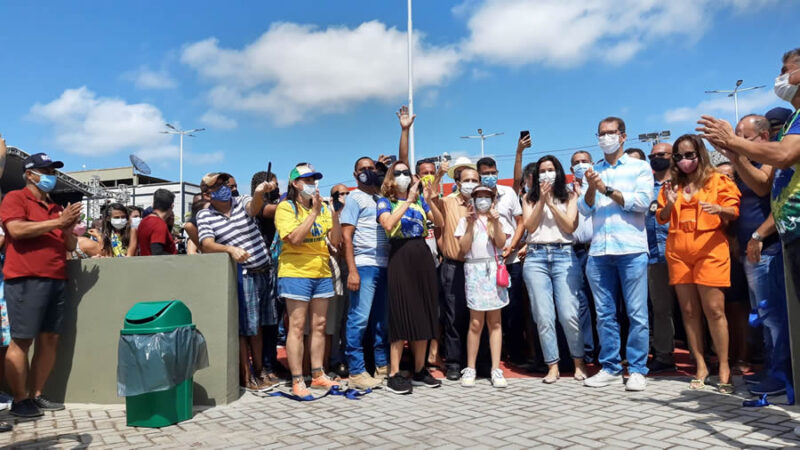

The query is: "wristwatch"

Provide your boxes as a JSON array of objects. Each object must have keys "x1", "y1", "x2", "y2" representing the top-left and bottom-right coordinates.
[
  {"x1": 751, "y1": 231, "x2": 763, "y2": 242},
  {"x1": 603, "y1": 186, "x2": 615, "y2": 197}
]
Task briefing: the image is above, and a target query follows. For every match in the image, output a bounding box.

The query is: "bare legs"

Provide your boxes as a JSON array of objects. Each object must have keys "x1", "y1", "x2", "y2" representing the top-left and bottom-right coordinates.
[
  {"x1": 4, "y1": 332, "x2": 60, "y2": 402},
  {"x1": 466, "y1": 309, "x2": 503, "y2": 371},
  {"x1": 675, "y1": 283, "x2": 730, "y2": 384},
  {"x1": 286, "y1": 298, "x2": 329, "y2": 377},
  {"x1": 389, "y1": 340, "x2": 428, "y2": 376}
]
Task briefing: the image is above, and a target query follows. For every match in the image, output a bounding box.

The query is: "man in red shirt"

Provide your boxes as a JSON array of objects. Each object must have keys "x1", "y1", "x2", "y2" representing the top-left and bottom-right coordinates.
[
  {"x1": 0, "y1": 153, "x2": 81, "y2": 418},
  {"x1": 137, "y1": 188, "x2": 177, "y2": 256}
]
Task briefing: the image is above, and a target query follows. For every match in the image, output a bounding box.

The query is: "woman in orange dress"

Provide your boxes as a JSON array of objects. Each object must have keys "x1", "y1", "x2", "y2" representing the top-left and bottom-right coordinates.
[{"x1": 656, "y1": 134, "x2": 741, "y2": 394}]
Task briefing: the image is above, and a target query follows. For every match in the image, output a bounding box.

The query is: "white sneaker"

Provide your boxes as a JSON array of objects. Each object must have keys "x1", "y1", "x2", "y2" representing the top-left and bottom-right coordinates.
[
  {"x1": 461, "y1": 367, "x2": 476, "y2": 387},
  {"x1": 625, "y1": 372, "x2": 647, "y2": 391},
  {"x1": 584, "y1": 369, "x2": 623, "y2": 388},
  {"x1": 491, "y1": 369, "x2": 508, "y2": 388}
]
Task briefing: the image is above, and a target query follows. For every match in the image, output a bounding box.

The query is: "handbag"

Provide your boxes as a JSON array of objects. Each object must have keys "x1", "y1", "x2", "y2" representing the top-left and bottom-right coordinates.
[{"x1": 477, "y1": 217, "x2": 510, "y2": 288}]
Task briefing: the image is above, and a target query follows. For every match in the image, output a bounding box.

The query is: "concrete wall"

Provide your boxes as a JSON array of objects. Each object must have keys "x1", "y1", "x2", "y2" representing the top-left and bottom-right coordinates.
[{"x1": 43, "y1": 253, "x2": 240, "y2": 406}]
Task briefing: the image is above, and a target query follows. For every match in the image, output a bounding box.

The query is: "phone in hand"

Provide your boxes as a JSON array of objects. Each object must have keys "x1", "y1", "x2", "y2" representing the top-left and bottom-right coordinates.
[
  {"x1": 386, "y1": 155, "x2": 398, "y2": 166},
  {"x1": 266, "y1": 162, "x2": 272, "y2": 182},
  {"x1": 520, "y1": 130, "x2": 531, "y2": 141}
]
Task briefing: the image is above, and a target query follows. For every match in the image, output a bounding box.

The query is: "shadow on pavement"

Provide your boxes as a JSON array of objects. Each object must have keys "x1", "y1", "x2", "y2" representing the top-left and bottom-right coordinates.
[{"x1": 6, "y1": 432, "x2": 93, "y2": 449}]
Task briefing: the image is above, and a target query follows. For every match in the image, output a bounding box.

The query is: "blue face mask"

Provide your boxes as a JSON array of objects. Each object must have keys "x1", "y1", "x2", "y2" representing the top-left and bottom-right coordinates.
[
  {"x1": 33, "y1": 171, "x2": 57, "y2": 193},
  {"x1": 211, "y1": 185, "x2": 232, "y2": 202},
  {"x1": 480, "y1": 174, "x2": 498, "y2": 189},
  {"x1": 571, "y1": 163, "x2": 592, "y2": 181}
]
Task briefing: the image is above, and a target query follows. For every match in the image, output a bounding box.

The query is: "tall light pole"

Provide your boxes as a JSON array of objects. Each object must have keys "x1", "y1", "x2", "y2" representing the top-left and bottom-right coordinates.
[
  {"x1": 705, "y1": 80, "x2": 765, "y2": 124},
  {"x1": 407, "y1": 0, "x2": 416, "y2": 169},
  {"x1": 162, "y1": 123, "x2": 205, "y2": 220},
  {"x1": 638, "y1": 130, "x2": 671, "y2": 146},
  {"x1": 460, "y1": 129, "x2": 504, "y2": 157}
]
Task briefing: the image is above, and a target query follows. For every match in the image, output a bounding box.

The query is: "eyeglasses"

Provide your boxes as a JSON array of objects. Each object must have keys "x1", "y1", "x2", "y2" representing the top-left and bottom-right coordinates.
[
  {"x1": 393, "y1": 170, "x2": 411, "y2": 176},
  {"x1": 332, "y1": 191, "x2": 349, "y2": 198},
  {"x1": 597, "y1": 130, "x2": 621, "y2": 137},
  {"x1": 648, "y1": 152, "x2": 671, "y2": 160},
  {"x1": 672, "y1": 152, "x2": 698, "y2": 162}
]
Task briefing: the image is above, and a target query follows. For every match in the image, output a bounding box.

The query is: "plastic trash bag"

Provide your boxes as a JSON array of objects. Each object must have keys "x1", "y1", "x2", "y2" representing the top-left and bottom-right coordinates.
[{"x1": 117, "y1": 326, "x2": 209, "y2": 397}]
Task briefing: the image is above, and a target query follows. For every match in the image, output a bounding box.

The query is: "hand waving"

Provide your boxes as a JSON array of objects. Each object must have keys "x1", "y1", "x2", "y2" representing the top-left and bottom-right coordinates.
[{"x1": 397, "y1": 105, "x2": 416, "y2": 130}]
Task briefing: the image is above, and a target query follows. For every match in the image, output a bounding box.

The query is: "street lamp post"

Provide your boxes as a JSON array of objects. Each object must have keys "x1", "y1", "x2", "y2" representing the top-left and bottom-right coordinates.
[
  {"x1": 460, "y1": 128, "x2": 504, "y2": 157},
  {"x1": 705, "y1": 80, "x2": 765, "y2": 124},
  {"x1": 638, "y1": 130, "x2": 671, "y2": 146},
  {"x1": 407, "y1": 0, "x2": 416, "y2": 169},
  {"x1": 162, "y1": 123, "x2": 205, "y2": 220}
]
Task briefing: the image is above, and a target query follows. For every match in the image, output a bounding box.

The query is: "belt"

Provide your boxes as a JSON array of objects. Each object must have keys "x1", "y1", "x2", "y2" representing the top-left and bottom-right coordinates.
[
  {"x1": 572, "y1": 242, "x2": 591, "y2": 251},
  {"x1": 444, "y1": 258, "x2": 465, "y2": 265},
  {"x1": 244, "y1": 265, "x2": 271, "y2": 274},
  {"x1": 527, "y1": 243, "x2": 573, "y2": 251}
]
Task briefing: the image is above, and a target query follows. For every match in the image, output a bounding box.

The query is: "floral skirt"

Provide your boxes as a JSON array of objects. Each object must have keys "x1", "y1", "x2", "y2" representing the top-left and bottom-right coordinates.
[{"x1": 464, "y1": 258, "x2": 509, "y2": 311}]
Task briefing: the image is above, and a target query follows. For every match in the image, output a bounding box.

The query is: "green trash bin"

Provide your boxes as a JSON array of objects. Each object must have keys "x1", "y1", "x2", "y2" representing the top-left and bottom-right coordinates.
[{"x1": 120, "y1": 300, "x2": 195, "y2": 428}]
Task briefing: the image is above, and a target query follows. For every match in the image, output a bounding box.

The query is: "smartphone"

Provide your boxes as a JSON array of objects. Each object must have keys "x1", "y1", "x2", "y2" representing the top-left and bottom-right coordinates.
[
  {"x1": 386, "y1": 155, "x2": 398, "y2": 166},
  {"x1": 520, "y1": 130, "x2": 531, "y2": 141},
  {"x1": 266, "y1": 162, "x2": 272, "y2": 182}
]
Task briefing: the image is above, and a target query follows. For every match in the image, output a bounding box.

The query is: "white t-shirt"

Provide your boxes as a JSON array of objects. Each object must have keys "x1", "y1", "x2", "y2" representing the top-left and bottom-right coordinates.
[
  {"x1": 454, "y1": 216, "x2": 514, "y2": 261},
  {"x1": 494, "y1": 185, "x2": 523, "y2": 263}
]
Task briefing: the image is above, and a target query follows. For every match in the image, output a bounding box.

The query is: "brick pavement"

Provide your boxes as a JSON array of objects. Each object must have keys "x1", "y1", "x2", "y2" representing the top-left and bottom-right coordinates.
[{"x1": 2, "y1": 377, "x2": 800, "y2": 449}]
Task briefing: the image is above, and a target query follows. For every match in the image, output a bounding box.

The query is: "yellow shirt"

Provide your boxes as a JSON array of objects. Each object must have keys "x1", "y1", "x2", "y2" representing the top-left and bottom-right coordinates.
[{"x1": 274, "y1": 200, "x2": 332, "y2": 278}]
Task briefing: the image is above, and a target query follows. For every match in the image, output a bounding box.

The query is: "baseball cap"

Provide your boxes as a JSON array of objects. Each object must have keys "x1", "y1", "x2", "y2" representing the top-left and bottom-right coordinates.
[
  {"x1": 289, "y1": 164, "x2": 323, "y2": 181},
  {"x1": 200, "y1": 172, "x2": 231, "y2": 191},
  {"x1": 23, "y1": 152, "x2": 64, "y2": 170},
  {"x1": 765, "y1": 107, "x2": 793, "y2": 127},
  {"x1": 471, "y1": 185, "x2": 496, "y2": 198}
]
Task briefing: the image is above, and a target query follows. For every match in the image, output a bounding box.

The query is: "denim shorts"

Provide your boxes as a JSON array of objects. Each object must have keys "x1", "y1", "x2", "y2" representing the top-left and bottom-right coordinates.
[{"x1": 278, "y1": 277, "x2": 335, "y2": 302}]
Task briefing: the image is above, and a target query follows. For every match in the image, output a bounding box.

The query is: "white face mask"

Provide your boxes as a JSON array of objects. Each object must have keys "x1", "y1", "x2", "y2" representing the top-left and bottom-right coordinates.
[
  {"x1": 131, "y1": 217, "x2": 142, "y2": 229},
  {"x1": 110, "y1": 218, "x2": 128, "y2": 230},
  {"x1": 774, "y1": 70, "x2": 800, "y2": 103},
  {"x1": 460, "y1": 181, "x2": 478, "y2": 197},
  {"x1": 598, "y1": 133, "x2": 621, "y2": 154},
  {"x1": 539, "y1": 170, "x2": 556, "y2": 185},
  {"x1": 474, "y1": 197, "x2": 492, "y2": 212},
  {"x1": 395, "y1": 175, "x2": 411, "y2": 192},
  {"x1": 299, "y1": 182, "x2": 317, "y2": 199}
]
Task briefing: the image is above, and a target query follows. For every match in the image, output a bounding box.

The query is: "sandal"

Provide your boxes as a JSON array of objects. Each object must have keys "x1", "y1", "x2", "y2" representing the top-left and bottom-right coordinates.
[
  {"x1": 717, "y1": 383, "x2": 735, "y2": 395},
  {"x1": 689, "y1": 377, "x2": 708, "y2": 390},
  {"x1": 543, "y1": 373, "x2": 560, "y2": 384}
]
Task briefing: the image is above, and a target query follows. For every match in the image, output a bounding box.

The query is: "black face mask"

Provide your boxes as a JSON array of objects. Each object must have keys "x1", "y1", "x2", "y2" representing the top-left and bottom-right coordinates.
[
  {"x1": 267, "y1": 190, "x2": 281, "y2": 202},
  {"x1": 231, "y1": 189, "x2": 240, "y2": 197},
  {"x1": 357, "y1": 169, "x2": 381, "y2": 186},
  {"x1": 650, "y1": 158, "x2": 671, "y2": 172}
]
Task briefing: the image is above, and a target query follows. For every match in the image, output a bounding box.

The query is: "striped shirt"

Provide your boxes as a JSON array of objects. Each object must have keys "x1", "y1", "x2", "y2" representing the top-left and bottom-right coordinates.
[
  {"x1": 197, "y1": 195, "x2": 270, "y2": 270},
  {"x1": 578, "y1": 153, "x2": 653, "y2": 256}
]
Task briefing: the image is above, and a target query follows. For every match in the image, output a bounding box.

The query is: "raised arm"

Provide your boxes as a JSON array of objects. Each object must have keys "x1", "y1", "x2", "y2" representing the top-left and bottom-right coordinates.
[
  {"x1": 0, "y1": 133, "x2": 7, "y2": 179},
  {"x1": 397, "y1": 105, "x2": 415, "y2": 166},
  {"x1": 698, "y1": 115, "x2": 800, "y2": 169},
  {"x1": 512, "y1": 134, "x2": 531, "y2": 194}
]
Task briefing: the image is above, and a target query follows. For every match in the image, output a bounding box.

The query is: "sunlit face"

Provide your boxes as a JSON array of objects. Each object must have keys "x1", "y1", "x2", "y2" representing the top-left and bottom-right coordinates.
[
  {"x1": 459, "y1": 168, "x2": 479, "y2": 184},
  {"x1": 478, "y1": 165, "x2": 498, "y2": 176},
  {"x1": 538, "y1": 160, "x2": 556, "y2": 176},
  {"x1": 417, "y1": 162, "x2": 436, "y2": 176},
  {"x1": 570, "y1": 153, "x2": 591, "y2": 167},
  {"x1": 111, "y1": 209, "x2": 127, "y2": 220}
]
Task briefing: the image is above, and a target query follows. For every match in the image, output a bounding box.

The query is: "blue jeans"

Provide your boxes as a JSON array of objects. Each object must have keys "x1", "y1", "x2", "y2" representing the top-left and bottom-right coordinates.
[
  {"x1": 574, "y1": 246, "x2": 595, "y2": 357},
  {"x1": 522, "y1": 245, "x2": 584, "y2": 364},
  {"x1": 744, "y1": 254, "x2": 775, "y2": 364},
  {"x1": 586, "y1": 252, "x2": 650, "y2": 375},
  {"x1": 345, "y1": 266, "x2": 389, "y2": 375},
  {"x1": 765, "y1": 254, "x2": 791, "y2": 379}
]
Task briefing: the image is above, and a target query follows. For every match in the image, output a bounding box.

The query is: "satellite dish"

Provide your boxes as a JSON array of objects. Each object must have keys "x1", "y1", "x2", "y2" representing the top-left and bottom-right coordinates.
[{"x1": 129, "y1": 154, "x2": 152, "y2": 175}]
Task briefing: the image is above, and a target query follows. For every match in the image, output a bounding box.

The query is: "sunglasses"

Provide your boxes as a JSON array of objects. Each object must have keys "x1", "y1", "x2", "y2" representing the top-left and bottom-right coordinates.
[
  {"x1": 596, "y1": 130, "x2": 621, "y2": 137},
  {"x1": 648, "y1": 152, "x2": 671, "y2": 160},
  {"x1": 332, "y1": 191, "x2": 349, "y2": 198},
  {"x1": 393, "y1": 170, "x2": 411, "y2": 177},
  {"x1": 673, "y1": 152, "x2": 698, "y2": 162}
]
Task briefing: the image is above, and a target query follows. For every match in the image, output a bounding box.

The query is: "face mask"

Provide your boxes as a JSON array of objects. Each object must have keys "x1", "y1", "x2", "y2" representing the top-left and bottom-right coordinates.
[
  {"x1": 395, "y1": 175, "x2": 411, "y2": 192},
  {"x1": 774, "y1": 70, "x2": 799, "y2": 102},
  {"x1": 676, "y1": 158, "x2": 699, "y2": 174},
  {"x1": 474, "y1": 197, "x2": 492, "y2": 212},
  {"x1": 572, "y1": 163, "x2": 591, "y2": 180},
  {"x1": 211, "y1": 185, "x2": 232, "y2": 202},
  {"x1": 357, "y1": 169, "x2": 381, "y2": 186},
  {"x1": 72, "y1": 222, "x2": 87, "y2": 236},
  {"x1": 32, "y1": 171, "x2": 57, "y2": 193},
  {"x1": 650, "y1": 158, "x2": 671, "y2": 172},
  {"x1": 539, "y1": 171, "x2": 556, "y2": 184},
  {"x1": 598, "y1": 134, "x2": 621, "y2": 154},
  {"x1": 299, "y1": 182, "x2": 317, "y2": 199},
  {"x1": 480, "y1": 174, "x2": 498, "y2": 189},
  {"x1": 131, "y1": 217, "x2": 142, "y2": 229},
  {"x1": 420, "y1": 174, "x2": 435, "y2": 186},
  {"x1": 110, "y1": 218, "x2": 128, "y2": 230},
  {"x1": 460, "y1": 181, "x2": 478, "y2": 196},
  {"x1": 231, "y1": 189, "x2": 240, "y2": 197}
]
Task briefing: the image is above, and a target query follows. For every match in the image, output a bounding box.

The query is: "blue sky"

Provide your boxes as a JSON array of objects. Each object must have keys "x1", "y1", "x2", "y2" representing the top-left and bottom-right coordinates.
[{"x1": 0, "y1": 1, "x2": 795, "y2": 193}]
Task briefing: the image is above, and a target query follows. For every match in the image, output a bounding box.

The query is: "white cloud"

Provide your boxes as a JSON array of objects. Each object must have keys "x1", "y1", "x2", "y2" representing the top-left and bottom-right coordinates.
[
  {"x1": 200, "y1": 111, "x2": 237, "y2": 129},
  {"x1": 126, "y1": 66, "x2": 178, "y2": 89},
  {"x1": 181, "y1": 21, "x2": 460, "y2": 125},
  {"x1": 663, "y1": 89, "x2": 782, "y2": 124},
  {"x1": 459, "y1": 0, "x2": 777, "y2": 67},
  {"x1": 29, "y1": 87, "x2": 222, "y2": 164}
]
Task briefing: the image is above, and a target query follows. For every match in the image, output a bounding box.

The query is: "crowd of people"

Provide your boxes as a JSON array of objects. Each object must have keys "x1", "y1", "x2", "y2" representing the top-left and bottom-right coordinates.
[{"x1": 0, "y1": 47, "x2": 798, "y2": 430}]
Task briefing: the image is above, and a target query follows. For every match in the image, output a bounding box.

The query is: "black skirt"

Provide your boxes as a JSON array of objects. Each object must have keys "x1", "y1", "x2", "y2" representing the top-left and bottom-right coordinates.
[{"x1": 387, "y1": 237, "x2": 439, "y2": 342}]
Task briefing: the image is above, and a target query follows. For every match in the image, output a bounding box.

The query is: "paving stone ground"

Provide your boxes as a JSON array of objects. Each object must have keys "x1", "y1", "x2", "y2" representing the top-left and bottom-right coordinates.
[{"x1": 2, "y1": 377, "x2": 799, "y2": 449}]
